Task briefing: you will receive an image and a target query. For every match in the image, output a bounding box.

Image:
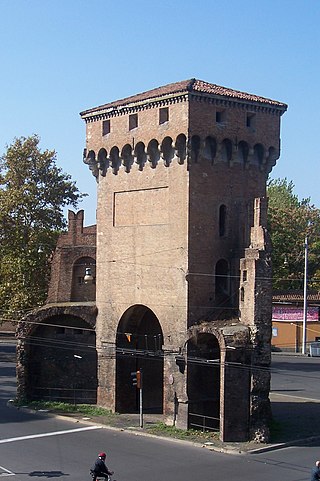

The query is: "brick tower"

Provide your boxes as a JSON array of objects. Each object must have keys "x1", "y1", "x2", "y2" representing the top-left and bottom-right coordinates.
[{"x1": 81, "y1": 79, "x2": 287, "y2": 441}]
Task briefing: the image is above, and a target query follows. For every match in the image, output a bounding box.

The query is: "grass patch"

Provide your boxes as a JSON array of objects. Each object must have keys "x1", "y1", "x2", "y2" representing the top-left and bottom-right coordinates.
[
  {"x1": 12, "y1": 399, "x2": 117, "y2": 417},
  {"x1": 145, "y1": 422, "x2": 219, "y2": 442}
]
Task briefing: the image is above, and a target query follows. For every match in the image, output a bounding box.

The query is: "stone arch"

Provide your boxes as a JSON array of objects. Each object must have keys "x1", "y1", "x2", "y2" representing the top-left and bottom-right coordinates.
[
  {"x1": 204, "y1": 136, "x2": 217, "y2": 163},
  {"x1": 97, "y1": 148, "x2": 108, "y2": 176},
  {"x1": 110, "y1": 146, "x2": 120, "y2": 174},
  {"x1": 190, "y1": 135, "x2": 201, "y2": 163},
  {"x1": 187, "y1": 332, "x2": 220, "y2": 432},
  {"x1": 221, "y1": 139, "x2": 233, "y2": 162},
  {"x1": 186, "y1": 322, "x2": 251, "y2": 441},
  {"x1": 134, "y1": 142, "x2": 147, "y2": 170},
  {"x1": 175, "y1": 134, "x2": 186, "y2": 164},
  {"x1": 161, "y1": 136, "x2": 174, "y2": 167},
  {"x1": 115, "y1": 304, "x2": 164, "y2": 413},
  {"x1": 16, "y1": 305, "x2": 97, "y2": 403},
  {"x1": 147, "y1": 139, "x2": 160, "y2": 168},
  {"x1": 121, "y1": 144, "x2": 134, "y2": 173},
  {"x1": 71, "y1": 256, "x2": 96, "y2": 302}
]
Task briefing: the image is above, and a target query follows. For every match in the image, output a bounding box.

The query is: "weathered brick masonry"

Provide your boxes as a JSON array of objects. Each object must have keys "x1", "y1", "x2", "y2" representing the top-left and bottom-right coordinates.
[{"x1": 80, "y1": 79, "x2": 287, "y2": 442}]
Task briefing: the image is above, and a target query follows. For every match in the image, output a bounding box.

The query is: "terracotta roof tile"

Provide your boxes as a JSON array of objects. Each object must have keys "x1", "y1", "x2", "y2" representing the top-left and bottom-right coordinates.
[
  {"x1": 273, "y1": 290, "x2": 320, "y2": 302},
  {"x1": 80, "y1": 78, "x2": 287, "y2": 116}
]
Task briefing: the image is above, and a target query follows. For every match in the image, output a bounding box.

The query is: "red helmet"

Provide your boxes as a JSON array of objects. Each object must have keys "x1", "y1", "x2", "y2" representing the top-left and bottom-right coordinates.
[{"x1": 99, "y1": 452, "x2": 106, "y2": 459}]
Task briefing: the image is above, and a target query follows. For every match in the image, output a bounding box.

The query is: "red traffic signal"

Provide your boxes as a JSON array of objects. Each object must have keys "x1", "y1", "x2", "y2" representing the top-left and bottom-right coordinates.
[{"x1": 130, "y1": 370, "x2": 142, "y2": 389}]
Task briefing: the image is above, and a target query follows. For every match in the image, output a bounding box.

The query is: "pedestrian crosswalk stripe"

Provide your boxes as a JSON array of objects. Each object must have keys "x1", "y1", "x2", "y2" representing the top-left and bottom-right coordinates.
[{"x1": 0, "y1": 425, "x2": 101, "y2": 444}]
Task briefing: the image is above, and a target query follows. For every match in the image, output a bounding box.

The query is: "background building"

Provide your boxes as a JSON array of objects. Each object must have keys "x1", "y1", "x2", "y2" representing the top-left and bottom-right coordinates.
[
  {"x1": 16, "y1": 210, "x2": 97, "y2": 403},
  {"x1": 272, "y1": 291, "x2": 320, "y2": 352}
]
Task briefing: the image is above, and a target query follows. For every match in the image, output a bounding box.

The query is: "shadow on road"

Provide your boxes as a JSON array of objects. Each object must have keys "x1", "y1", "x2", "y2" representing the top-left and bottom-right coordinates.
[{"x1": 272, "y1": 399, "x2": 320, "y2": 446}]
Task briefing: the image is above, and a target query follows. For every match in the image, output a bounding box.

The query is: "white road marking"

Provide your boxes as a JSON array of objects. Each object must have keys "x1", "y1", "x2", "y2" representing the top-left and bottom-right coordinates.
[
  {"x1": 271, "y1": 392, "x2": 320, "y2": 402},
  {"x1": 0, "y1": 465, "x2": 15, "y2": 476},
  {"x1": 0, "y1": 425, "x2": 101, "y2": 444}
]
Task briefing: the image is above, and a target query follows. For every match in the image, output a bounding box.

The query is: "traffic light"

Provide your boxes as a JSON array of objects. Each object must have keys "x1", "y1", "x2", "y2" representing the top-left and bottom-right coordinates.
[{"x1": 131, "y1": 370, "x2": 142, "y2": 389}]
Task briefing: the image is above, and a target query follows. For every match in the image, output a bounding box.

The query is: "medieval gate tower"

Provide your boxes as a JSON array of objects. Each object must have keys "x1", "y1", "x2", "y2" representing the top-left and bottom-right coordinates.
[{"x1": 81, "y1": 79, "x2": 287, "y2": 442}]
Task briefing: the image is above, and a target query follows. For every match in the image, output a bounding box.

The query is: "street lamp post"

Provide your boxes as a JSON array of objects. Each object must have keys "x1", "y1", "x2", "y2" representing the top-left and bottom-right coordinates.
[{"x1": 302, "y1": 234, "x2": 309, "y2": 355}]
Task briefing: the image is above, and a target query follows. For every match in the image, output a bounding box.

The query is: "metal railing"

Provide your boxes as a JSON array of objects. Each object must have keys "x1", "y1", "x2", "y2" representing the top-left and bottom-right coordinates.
[
  {"x1": 188, "y1": 412, "x2": 219, "y2": 432},
  {"x1": 30, "y1": 386, "x2": 97, "y2": 404}
]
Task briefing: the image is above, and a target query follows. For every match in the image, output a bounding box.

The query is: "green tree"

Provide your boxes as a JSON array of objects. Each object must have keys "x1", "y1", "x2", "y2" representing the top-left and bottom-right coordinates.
[
  {"x1": 0, "y1": 135, "x2": 86, "y2": 318},
  {"x1": 267, "y1": 178, "x2": 320, "y2": 290}
]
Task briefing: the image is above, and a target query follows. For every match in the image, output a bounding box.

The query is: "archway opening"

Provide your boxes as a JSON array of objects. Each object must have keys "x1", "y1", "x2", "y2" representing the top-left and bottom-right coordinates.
[
  {"x1": 116, "y1": 305, "x2": 164, "y2": 414},
  {"x1": 187, "y1": 333, "x2": 220, "y2": 432},
  {"x1": 26, "y1": 315, "x2": 97, "y2": 403}
]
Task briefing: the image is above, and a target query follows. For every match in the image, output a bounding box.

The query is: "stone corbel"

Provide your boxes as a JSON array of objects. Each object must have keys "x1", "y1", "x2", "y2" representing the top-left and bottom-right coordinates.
[
  {"x1": 83, "y1": 149, "x2": 99, "y2": 179},
  {"x1": 265, "y1": 149, "x2": 279, "y2": 175}
]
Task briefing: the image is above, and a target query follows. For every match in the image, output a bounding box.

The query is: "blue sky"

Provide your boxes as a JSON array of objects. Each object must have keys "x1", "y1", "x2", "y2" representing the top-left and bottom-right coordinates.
[{"x1": 1, "y1": 0, "x2": 319, "y2": 226}]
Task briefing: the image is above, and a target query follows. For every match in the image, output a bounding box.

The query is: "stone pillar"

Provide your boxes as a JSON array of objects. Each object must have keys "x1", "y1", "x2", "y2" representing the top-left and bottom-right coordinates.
[
  {"x1": 239, "y1": 197, "x2": 272, "y2": 442},
  {"x1": 220, "y1": 327, "x2": 251, "y2": 442},
  {"x1": 163, "y1": 350, "x2": 188, "y2": 429},
  {"x1": 97, "y1": 343, "x2": 116, "y2": 410}
]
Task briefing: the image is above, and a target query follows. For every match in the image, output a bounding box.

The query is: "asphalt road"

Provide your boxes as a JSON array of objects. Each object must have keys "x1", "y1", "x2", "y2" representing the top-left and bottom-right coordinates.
[
  {"x1": 271, "y1": 353, "x2": 320, "y2": 400},
  {"x1": 1, "y1": 343, "x2": 320, "y2": 481}
]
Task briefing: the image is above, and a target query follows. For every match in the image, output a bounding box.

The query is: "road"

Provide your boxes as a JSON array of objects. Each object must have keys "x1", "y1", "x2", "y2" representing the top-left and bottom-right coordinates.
[
  {"x1": 271, "y1": 353, "x2": 320, "y2": 400},
  {"x1": 1, "y1": 343, "x2": 319, "y2": 481}
]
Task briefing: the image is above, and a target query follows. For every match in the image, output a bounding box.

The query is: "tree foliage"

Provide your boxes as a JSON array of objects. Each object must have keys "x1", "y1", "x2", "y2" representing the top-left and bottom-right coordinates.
[
  {"x1": 267, "y1": 178, "x2": 320, "y2": 291},
  {"x1": 0, "y1": 135, "x2": 86, "y2": 318}
]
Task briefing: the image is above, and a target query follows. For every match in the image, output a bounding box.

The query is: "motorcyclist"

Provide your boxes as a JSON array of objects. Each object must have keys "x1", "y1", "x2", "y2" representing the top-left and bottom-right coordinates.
[
  {"x1": 311, "y1": 461, "x2": 320, "y2": 481},
  {"x1": 90, "y1": 452, "x2": 114, "y2": 480}
]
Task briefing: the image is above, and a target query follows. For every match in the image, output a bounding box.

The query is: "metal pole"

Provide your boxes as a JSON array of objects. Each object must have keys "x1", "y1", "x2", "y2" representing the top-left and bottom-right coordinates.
[
  {"x1": 139, "y1": 369, "x2": 143, "y2": 428},
  {"x1": 302, "y1": 235, "x2": 308, "y2": 355}
]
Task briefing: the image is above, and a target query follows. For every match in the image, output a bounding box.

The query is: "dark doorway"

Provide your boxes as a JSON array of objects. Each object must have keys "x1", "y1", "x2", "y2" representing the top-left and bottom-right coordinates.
[
  {"x1": 116, "y1": 305, "x2": 164, "y2": 414},
  {"x1": 187, "y1": 333, "x2": 220, "y2": 432}
]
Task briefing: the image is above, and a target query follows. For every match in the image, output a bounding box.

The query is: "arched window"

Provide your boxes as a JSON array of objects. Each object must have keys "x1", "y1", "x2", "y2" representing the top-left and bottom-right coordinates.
[{"x1": 219, "y1": 205, "x2": 227, "y2": 237}]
